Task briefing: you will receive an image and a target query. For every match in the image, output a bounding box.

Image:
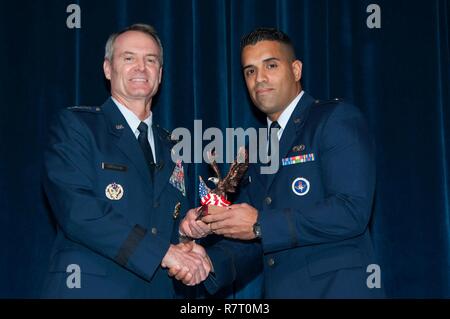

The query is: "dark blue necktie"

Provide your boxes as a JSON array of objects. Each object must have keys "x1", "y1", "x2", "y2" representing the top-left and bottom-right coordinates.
[
  {"x1": 137, "y1": 122, "x2": 155, "y2": 168},
  {"x1": 267, "y1": 121, "x2": 280, "y2": 158}
]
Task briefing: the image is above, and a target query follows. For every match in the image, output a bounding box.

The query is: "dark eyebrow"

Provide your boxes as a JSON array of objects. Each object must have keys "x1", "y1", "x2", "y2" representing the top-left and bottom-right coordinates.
[
  {"x1": 242, "y1": 57, "x2": 281, "y2": 71},
  {"x1": 263, "y1": 57, "x2": 280, "y2": 63}
]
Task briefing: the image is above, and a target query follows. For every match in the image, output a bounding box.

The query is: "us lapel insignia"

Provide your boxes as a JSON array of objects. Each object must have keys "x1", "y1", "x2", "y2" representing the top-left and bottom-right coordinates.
[
  {"x1": 169, "y1": 160, "x2": 186, "y2": 196},
  {"x1": 115, "y1": 124, "x2": 124, "y2": 130},
  {"x1": 173, "y1": 202, "x2": 181, "y2": 219},
  {"x1": 105, "y1": 182, "x2": 124, "y2": 200}
]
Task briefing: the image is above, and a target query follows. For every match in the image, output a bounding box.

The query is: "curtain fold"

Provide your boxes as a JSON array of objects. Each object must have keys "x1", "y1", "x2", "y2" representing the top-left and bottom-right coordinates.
[{"x1": 0, "y1": 0, "x2": 449, "y2": 297}]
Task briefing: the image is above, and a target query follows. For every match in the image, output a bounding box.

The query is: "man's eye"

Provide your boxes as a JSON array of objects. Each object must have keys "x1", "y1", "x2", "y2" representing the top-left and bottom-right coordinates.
[
  {"x1": 147, "y1": 58, "x2": 156, "y2": 63},
  {"x1": 267, "y1": 63, "x2": 278, "y2": 69},
  {"x1": 245, "y1": 69, "x2": 255, "y2": 77},
  {"x1": 124, "y1": 56, "x2": 133, "y2": 62}
]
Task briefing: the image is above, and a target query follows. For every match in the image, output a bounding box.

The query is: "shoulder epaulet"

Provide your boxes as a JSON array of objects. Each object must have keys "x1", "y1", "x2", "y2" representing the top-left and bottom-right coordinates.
[
  {"x1": 154, "y1": 124, "x2": 179, "y2": 143},
  {"x1": 67, "y1": 106, "x2": 102, "y2": 113},
  {"x1": 314, "y1": 98, "x2": 343, "y2": 106}
]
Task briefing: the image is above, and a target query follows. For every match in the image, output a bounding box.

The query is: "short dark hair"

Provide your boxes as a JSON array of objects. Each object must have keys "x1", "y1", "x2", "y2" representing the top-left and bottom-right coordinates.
[
  {"x1": 240, "y1": 27, "x2": 296, "y2": 60},
  {"x1": 105, "y1": 23, "x2": 163, "y2": 65}
]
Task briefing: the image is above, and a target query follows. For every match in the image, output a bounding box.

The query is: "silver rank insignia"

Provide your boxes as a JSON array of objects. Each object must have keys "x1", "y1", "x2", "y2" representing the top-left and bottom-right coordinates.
[
  {"x1": 173, "y1": 202, "x2": 181, "y2": 219},
  {"x1": 105, "y1": 182, "x2": 124, "y2": 200}
]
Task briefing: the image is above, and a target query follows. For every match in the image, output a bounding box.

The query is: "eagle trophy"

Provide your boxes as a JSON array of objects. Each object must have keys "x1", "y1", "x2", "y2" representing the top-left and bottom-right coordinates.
[{"x1": 196, "y1": 147, "x2": 249, "y2": 220}]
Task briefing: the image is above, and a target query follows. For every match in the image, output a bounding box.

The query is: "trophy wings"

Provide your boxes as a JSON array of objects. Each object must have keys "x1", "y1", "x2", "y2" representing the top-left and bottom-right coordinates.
[{"x1": 208, "y1": 147, "x2": 249, "y2": 198}]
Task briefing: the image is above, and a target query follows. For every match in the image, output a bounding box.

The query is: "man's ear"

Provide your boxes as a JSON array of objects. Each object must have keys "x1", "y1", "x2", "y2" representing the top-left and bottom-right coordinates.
[
  {"x1": 158, "y1": 67, "x2": 163, "y2": 84},
  {"x1": 292, "y1": 60, "x2": 302, "y2": 82},
  {"x1": 103, "y1": 59, "x2": 112, "y2": 80}
]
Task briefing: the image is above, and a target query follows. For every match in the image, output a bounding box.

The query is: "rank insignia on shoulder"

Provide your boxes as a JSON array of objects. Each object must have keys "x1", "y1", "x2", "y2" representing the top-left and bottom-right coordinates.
[
  {"x1": 105, "y1": 182, "x2": 124, "y2": 200},
  {"x1": 282, "y1": 153, "x2": 315, "y2": 166},
  {"x1": 314, "y1": 98, "x2": 342, "y2": 105},
  {"x1": 67, "y1": 106, "x2": 101, "y2": 113}
]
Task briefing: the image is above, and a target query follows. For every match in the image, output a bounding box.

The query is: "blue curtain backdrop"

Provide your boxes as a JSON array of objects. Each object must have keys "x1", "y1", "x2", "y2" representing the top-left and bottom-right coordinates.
[{"x1": 0, "y1": 0, "x2": 449, "y2": 298}]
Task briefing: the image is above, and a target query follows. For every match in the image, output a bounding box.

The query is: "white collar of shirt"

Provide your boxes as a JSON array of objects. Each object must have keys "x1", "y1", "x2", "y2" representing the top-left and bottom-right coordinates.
[
  {"x1": 111, "y1": 97, "x2": 156, "y2": 162},
  {"x1": 267, "y1": 90, "x2": 305, "y2": 141}
]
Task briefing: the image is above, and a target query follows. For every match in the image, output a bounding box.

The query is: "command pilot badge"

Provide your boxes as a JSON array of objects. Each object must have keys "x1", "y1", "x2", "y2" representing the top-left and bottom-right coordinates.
[
  {"x1": 292, "y1": 177, "x2": 310, "y2": 196},
  {"x1": 105, "y1": 182, "x2": 124, "y2": 200}
]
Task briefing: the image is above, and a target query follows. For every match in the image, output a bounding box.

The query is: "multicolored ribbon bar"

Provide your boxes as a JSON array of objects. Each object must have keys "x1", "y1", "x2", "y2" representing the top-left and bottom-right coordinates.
[{"x1": 282, "y1": 153, "x2": 315, "y2": 166}]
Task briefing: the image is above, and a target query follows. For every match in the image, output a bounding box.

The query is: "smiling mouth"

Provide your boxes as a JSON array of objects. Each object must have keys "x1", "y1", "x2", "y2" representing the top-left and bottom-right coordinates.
[{"x1": 129, "y1": 78, "x2": 148, "y2": 82}]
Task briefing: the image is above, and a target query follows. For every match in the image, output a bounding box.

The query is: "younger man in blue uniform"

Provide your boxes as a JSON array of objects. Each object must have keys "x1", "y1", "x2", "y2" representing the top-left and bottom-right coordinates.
[{"x1": 180, "y1": 27, "x2": 383, "y2": 298}]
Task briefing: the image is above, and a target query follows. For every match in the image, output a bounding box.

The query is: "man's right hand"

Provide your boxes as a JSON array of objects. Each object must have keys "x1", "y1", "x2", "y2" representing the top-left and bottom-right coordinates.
[
  {"x1": 161, "y1": 243, "x2": 211, "y2": 285},
  {"x1": 179, "y1": 207, "x2": 212, "y2": 239}
]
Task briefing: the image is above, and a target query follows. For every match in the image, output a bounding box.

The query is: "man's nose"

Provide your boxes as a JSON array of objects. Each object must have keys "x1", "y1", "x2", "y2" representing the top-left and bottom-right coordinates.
[
  {"x1": 255, "y1": 69, "x2": 267, "y2": 83},
  {"x1": 135, "y1": 58, "x2": 145, "y2": 71}
]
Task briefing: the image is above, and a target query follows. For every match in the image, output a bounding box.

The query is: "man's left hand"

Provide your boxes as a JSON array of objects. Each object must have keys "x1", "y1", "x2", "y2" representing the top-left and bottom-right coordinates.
[
  {"x1": 201, "y1": 203, "x2": 258, "y2": 240},
  {"x1": 179, "y1": 207, "x2": 212, "y2": 239}
]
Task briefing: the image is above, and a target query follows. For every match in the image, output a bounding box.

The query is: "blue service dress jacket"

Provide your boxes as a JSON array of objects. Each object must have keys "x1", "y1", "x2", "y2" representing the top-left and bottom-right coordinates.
[
  {"x1": 41, "y1": 98, "x2": 193, "y2": 298},
  {"x1": 221, "y1": 92, "x2": 383, "y2": 298}
]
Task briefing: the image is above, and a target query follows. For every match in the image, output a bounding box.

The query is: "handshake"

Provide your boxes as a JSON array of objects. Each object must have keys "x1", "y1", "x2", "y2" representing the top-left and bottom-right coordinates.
[
  {"x1": 160, "y1": 207, "x2": 214, "y2": 286},
  {"x1": 160, "y1": 203, "x2": 259, "y2": 286}
]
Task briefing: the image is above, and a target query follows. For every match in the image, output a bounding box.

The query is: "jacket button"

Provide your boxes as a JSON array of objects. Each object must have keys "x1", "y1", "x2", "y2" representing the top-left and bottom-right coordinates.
[
  {"x1": 264, "y1": 197, "x2": 272, "y2": 205},
  {"x1": 267, "y1": 258, "x2": 275, "y2": 267},
  {"x1": 151, "y1": 227, "x2": 158, "y2": 235},
  {"x1": 153, "y1": 202, "x2": 160, "y2": 208}
]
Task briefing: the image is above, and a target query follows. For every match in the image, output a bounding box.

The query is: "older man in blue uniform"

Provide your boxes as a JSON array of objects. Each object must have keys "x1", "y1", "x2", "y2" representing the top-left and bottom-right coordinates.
[
  {"x1": 181, "y1": 28, "x2": 383, "y2": 298},
  {"x1": 41, "y1": 24, "x2": 212, "y2": 298}
]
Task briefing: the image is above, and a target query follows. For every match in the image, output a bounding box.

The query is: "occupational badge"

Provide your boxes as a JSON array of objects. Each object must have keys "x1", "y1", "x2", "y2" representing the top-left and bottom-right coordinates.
[
  {"x1": 292, "y1": 144, "x2": 305, "y2": 152},
  {"x1": 291, "y1": 177, "x2": 310, "y2": 196},
  {"x1": 173, "y1": 202, "x2": 181, "y2": 219},
  {"x1": 105, "y1": 182, "x2": 124, "y2": 200}
]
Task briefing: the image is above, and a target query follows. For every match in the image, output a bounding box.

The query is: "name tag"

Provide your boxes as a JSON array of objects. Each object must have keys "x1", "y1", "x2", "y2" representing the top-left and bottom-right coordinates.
[
  {"x1": 101, "y1": 162, "x2": 127, "y2": 172},
  {"x1": 282, "y1": 153, "x2": 315, "y2": 166}
]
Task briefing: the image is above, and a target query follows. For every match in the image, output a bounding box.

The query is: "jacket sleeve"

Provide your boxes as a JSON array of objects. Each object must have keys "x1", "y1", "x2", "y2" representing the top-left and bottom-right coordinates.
[
  {"x1": 259, "y1": 103, "x2": 376, "y2": 253},
  {"x1": 202, "y1": 236, "x2": 263, "y2": 296},
  {"x1": 43, "y1": 109, "x2": 169, "y2": 281},
  {"x1": 202, "y1": 174, "x2": 263, "y2": 296}
]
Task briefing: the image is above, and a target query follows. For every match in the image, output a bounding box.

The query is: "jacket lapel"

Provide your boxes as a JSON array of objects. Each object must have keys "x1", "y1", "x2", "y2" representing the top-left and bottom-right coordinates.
[
  {"x1": 264, "y1": 93, "x2": 316, "y2": 191},
  {"x1": 152, "y1": 125, "x2": 177, "y2": 200},
  {"x1": 101, "y1": 98, "x2": 153, "y2": 196}
]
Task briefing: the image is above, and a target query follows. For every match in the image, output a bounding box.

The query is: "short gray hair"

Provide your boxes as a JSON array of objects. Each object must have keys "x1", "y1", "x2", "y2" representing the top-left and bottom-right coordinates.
[{"x1": 104, "y1": 23, "x2": 163, "y2": 66}]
